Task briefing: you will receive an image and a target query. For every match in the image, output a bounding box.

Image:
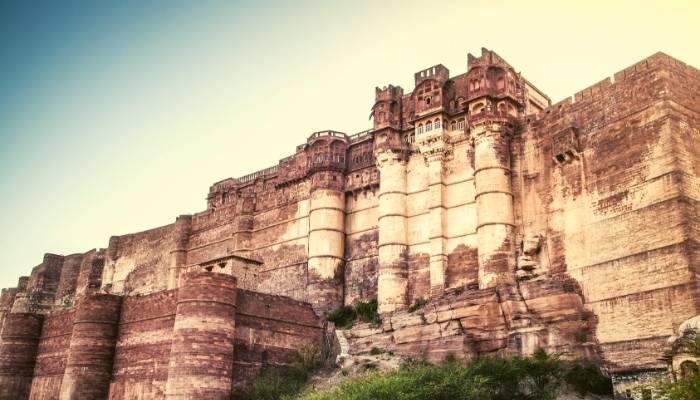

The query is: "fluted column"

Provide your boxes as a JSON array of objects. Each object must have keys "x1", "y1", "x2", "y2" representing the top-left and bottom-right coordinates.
[
  {"x1": 0, "y1": 313, "x2": 43, "y2": 400},
  {"x1": 307, "y1": 180, "x2": 346, "y2": 314},
  {"x1": 59, "y1": 293, "x2": 122, "y2": 400},
  {"x1": 471, "y1": 123, "x2": 516, "y2": 288},
  {"x1": 165, "y1": 272, "x2": 237, "y2": 399},
  {"x1": 376, "y1": 149, "x2": 409, "y2": 313}
]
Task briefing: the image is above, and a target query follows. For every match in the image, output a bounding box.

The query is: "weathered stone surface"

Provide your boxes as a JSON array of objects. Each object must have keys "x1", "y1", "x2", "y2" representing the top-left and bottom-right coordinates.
[{"x1": 1, "y1": 49, "x2": 699, "y2": 398}]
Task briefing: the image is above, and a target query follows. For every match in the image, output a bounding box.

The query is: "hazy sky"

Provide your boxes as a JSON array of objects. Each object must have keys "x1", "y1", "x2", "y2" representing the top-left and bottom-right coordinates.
[{"x1": 1, "y1": 0, "x2": 698, "y2": 289}]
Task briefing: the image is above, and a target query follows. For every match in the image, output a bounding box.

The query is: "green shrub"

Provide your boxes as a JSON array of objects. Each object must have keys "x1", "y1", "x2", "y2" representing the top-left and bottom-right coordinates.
[
  {"x1": 294, "y1": 349, "x2": 613, "y2": 400},
  {"x1": 653, "y1": 375, "x2": 700, "y2": 400},
  {"x1": 355, "y1": 299, "x2": 381, "y2": 325},
  {"x1": 326, "y1": 305, "x2": 356, "y2": 329},
  {"x1": 562, "y1": 360, "x2": 613, "y2": 395},
  {"x1": 408, "y1": 298, "x2": 428, "y2": 313},
  {"x1": 327, "y1": 300, "x2": 380, "y2": 329},
  {"x1": 639, "y1": 328, "x2": 700, "y2": 400}
]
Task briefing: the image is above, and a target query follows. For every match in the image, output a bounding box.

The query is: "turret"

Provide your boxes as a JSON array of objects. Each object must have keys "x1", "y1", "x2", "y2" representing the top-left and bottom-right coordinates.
[
  {"x1": 304, "y1": 131, "x2": 348, "y2": 314},
  {"x1": 165, "y1": 272, "x2": 238, "y2": 399},
  {"x1": 371, "y1": 85, "x2": 403, "y2": 131},
  {"x1": 59, "y1": 293, "x2": 122, "y2": 399},
  {"x1": 466, "y1": 48, "x2": 522, "y2": 289},
  {"x1": 372, "y1": 84, "x2": 411, "y2": 313}
]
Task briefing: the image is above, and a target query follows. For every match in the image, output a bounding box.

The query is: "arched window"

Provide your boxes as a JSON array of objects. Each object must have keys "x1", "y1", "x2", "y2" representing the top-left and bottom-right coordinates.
[
  {"x1": 457, "y1": 119, "x2": 465, "y2": 131},
  {"x1": 405, "y1": 132, "x2": 415, "y2": 144},
  {"x1": 680, "y1": 361, "x2": 699, "y2": 379},
  {"x1": 425, "y1": 97, "x2": 431, "y2": 106},
  {"x1": 434, "y1": 119, "x2": 441, "y2": 129},
  {"x1": 450, "y1": 121, "x2": 456, "y2": 131},
  {"x1": 426, "y1": 121, "x2": 432, "y2": 131},
  {"x1": 417, "y1": 124, "x2": 423, "y2": 134}
]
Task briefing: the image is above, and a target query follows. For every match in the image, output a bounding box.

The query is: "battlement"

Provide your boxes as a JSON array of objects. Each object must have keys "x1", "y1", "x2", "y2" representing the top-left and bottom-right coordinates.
[
  {"x1": 532, "y1": 51, "x2": 699, "y2": 123},
  {"x1": 467, "y1": 47, "x2": 512, "y2": 70},
  {"x1": 375, "y1": 84, "x2": 404, "y2": 102},
  {"x1": 414, "y1": 64, "x2": 449, "y2": 86}
]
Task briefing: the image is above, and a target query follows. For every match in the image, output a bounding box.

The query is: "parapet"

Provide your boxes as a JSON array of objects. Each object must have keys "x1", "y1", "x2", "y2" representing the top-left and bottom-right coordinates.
[{"x1": 414, "y1": 64, "x2": 449, "y2": 87}]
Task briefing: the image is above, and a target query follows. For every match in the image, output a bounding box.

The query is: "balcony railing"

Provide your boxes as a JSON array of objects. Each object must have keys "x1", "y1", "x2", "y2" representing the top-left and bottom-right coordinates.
[
  {"x1": 238, "y1": 165, "x2": 278, "y2": 184},
  {"x1": 309, "y1": 130, "x2": 347, "y2": 140}
]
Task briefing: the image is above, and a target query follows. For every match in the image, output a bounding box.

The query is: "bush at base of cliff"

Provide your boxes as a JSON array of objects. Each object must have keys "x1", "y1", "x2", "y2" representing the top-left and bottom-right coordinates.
[
  {"x1": 327, "y1": 299, "x2": 380, "y2": 328},
  {"x1": 294, "y1": 349, "x2": 613, "y2": 400}
]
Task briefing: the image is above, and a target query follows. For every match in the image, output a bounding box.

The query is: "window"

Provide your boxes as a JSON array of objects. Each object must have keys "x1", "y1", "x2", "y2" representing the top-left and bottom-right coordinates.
[
  {"x1": 435, "y1": 119, "x2": 441, "y2": 129},
  {"x1": 417, "y1": 124, "x2": 423, "y2": 134},
  {"x1": 680, "y1": 360, "x2": 699, "y2": 379},
  {"x1": 426, "y1": 121, "x2": 432, "y2": 131},
  {"x1": 450, "y1": 121, "x2": 456, "y2": 131},
  {"x1": 405, "y1": 132, "x2": 415, "y2": 144},
  {"x1": 457, "y1": 119, "x2": 465, "y2": 131},
  {"x1": 426, "y1": 97, "x2": 431, "y2": 106}
]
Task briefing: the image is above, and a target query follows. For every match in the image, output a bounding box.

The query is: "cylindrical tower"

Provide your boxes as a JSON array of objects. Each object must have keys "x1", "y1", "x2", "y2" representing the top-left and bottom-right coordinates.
[
  {"x1": 465, "y1": 48, "x2": 523, "y2": 290},
  {"x1": 471, "y1": 121, "x2": 516, "y2": 288},
  {"x1": 0, "y1": 313, "x2": 44, "y2": 400},
  {"x1": 0, "y1": 288, "x2": 18, "y2": 337},
  {"x1": 165, "y1": 271, "x2": 238, "y2": 399},
  {"x1": 375, "y1": 149, "x2": 409, "y2": 313},
  {"x1": 305, "y1": 131, "x2": 348, "y2": 314},
  {"x1": 59, "y1": 293, "x2": 122, "y2": 400},
  {"x1": 168, "y1": 215, "x2": 192, "y2": 290}
]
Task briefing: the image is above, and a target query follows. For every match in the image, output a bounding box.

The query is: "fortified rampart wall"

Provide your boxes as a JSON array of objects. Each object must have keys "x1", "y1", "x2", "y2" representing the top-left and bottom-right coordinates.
[
  {"x1": 0, "y1": 272, "x2": 322, "y2": 400},
  {"x1": 1, "y1": 49, "x2": 699, "y2": 399}
]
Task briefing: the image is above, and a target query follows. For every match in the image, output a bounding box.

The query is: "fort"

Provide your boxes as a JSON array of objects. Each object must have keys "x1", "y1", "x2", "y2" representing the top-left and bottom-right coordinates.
[{"x1": 0, "y1": 48, "x2": 699, "y2": 399}]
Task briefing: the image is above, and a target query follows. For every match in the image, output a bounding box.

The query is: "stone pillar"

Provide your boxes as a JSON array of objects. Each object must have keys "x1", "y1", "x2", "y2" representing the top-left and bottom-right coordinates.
[
  {"x1": 425, "y1": 150, "x2": 449, "y2": 295},
  {"x1": 471, "y1": 123, "x2": 516, "y2": 288},
  {"x1": 168, "y1": 215, "x2": 192, "y2": 290},
  {"x1": 59, "y1": 293, "x2": 122, "y2": 400},
  {"x1": 307, "y1": 180, "x2": 346, "y2": 314},
  {"x1": 376, "y1": 149, "x2": 409, "y2": 313},
  {"x1": 0, "y1": 313, "x2": 44, "y2": 400},
  {"x1": 165, "y1": 272, "x2": 238, "y2": 399}
]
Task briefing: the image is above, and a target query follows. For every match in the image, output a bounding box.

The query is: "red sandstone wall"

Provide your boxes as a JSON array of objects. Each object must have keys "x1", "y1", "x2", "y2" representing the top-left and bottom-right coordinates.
[
  {"x1": 29, "y1": 309, "x2": 74, "y2": 399},
  {"x1": 233, "y1": 290, "x2": 324, "y2": 388},
  {"x1": 517, "y1": 52, "x2": 700, "y2": 372},
  {"x1": 108, "y1": 290, "x2": 177, "y2": 399},
  {"x1": 0, "y1": 282, "x2": 322, "y2": 399}
]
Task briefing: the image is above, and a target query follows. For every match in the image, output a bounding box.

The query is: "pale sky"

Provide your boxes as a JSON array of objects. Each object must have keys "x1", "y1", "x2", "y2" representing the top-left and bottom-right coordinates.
[{"x1": 1, "y1": 0, "x2": 698, "y2": 289}]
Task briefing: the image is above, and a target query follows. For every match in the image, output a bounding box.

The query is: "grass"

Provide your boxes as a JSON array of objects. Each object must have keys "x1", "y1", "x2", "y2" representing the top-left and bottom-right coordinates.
[{"x1": 294, "y1": 349, "x2": 612, "y2": 400}]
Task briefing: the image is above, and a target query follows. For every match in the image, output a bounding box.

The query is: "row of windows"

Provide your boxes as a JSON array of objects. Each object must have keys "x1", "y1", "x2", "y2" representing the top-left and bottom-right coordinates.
[
  {"x1": 310, "y1": 154, "x2": 345, "y2": 164},
  {"x1": 415, "y1": 118, "x2": 465, "y2": 135}
]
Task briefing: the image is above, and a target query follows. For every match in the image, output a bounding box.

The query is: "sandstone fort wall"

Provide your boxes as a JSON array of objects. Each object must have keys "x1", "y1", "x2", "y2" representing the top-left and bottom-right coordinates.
[{"x1": 1, "y1": 49, "x2": 698, "y2": 399}]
